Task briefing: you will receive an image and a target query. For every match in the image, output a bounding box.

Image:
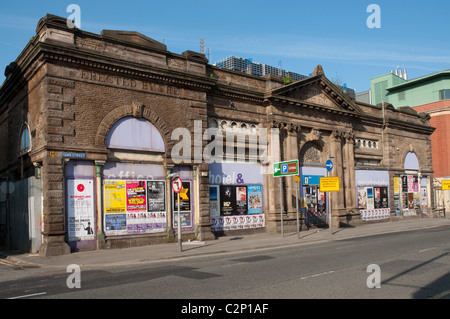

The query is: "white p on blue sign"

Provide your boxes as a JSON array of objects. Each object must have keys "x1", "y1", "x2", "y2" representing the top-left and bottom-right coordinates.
[{"x1": 326, "y1": 160, "x2": 334, "y2": 172}]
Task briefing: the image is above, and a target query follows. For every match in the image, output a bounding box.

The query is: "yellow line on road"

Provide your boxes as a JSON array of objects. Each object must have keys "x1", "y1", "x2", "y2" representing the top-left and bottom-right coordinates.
[
  {"x1": 429, "y1": 290, "x2": 450, "y2": 300},
  {"x1": 0, "y1": 259, "x2": 18, "y2": 266}
]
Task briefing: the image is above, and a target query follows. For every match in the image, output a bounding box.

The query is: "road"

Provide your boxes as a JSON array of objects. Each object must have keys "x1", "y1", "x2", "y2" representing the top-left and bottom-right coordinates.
[{"x1": 1, "y1": 225, "x2": 449, "y2": 302}]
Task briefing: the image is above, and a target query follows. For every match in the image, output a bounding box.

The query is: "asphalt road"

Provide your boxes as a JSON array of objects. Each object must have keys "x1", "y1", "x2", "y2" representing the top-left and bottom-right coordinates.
[{"x1": 1, "y1": 225, "x2": 449, "y2": 302}]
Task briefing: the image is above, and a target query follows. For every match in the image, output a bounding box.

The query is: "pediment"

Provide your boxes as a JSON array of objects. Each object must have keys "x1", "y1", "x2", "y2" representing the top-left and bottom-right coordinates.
[
  {"x1": 101, "y1": 30, "x2": 167, "y2": 51},
  {"x1": 271, "y1": 75, "x2": 362, "y2": 114}
]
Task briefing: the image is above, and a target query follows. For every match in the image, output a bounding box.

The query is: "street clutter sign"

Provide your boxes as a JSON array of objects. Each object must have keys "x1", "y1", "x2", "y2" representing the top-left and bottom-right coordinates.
[
  {"x1": 320, "y1": 177, "x2": 340, "y2": 192},
  {"x1": 326, "y1": 160, "x2": 334, "y2": 172},
  {"x1": 172, "y1": 177, "x2": 183, "y2": 194},
  {"x1": 442, "y1": 180, "x2": 450, "y2": 190},
  {"x1": 273, "y1": 160, "x2": 299, "y2": 177}
]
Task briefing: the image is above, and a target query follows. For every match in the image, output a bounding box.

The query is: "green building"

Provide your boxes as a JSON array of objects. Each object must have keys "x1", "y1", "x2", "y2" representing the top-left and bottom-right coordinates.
[{"x1": 370, "y1": 70, "x2": 450, "y2": 108}]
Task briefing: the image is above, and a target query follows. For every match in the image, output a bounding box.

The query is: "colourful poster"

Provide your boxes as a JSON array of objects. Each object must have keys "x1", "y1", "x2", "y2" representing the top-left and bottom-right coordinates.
[
  {"x1": 209, "y1": 186, "x2": 220, "y2": 217},
  {"x1": 67, "y1": 180, "x2": 95, "y2": 241},
  {"x1": 236, "y1": 186, "x2": 248, "y2": 215},
  {"x1": 126, "y1": 181, "x2": 146, "y2": 212},
  {"x1": 247, "y1": 185, "x2": 263, "y2": 215},
  {"x1": 104, "y1": 181, "x2": 126, "y2": 214},
  {"x1": 104, "y1": 180, "x2": 167, "y2": 236}
]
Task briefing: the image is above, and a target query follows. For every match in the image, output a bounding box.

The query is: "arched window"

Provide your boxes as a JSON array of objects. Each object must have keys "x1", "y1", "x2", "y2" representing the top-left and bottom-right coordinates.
[
  {"x1": 19, "y1": 124, "x2": 31, "y2": 155},
  {"x1": 106, "y1": 117, "x2": 165, "y2": 153},
  {"x1": 404, "y1": 152, "x2": 419, "y2": 171}
]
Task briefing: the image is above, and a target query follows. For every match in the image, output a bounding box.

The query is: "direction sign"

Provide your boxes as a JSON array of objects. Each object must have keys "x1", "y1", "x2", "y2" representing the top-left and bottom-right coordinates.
[
  {"x1": 320, "y1": 177, "x2": 340, "y2": 192},
  {"x1": 442, "y1": 180, "x2": 450, "y2": 191},
  {"x1": 172, "y1": 177, "x2": 183, "y2": 194},
  {"x1": 273, "y1": 160, "x2": 299, "y2": 178},
  {"x1": 326, "y1": 160, "x2": 334, "y2": 172}
]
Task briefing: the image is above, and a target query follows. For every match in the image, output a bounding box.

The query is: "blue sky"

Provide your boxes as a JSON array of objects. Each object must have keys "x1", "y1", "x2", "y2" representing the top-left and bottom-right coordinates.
[{"x1": 0, "y1": 0, "x2": 449, "y2": 92}]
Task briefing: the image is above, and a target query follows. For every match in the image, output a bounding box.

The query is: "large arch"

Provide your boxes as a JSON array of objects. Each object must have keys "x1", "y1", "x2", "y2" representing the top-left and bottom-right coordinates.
[{"x1": 95, "y1": 104, "x2": 171, "y2": 151}]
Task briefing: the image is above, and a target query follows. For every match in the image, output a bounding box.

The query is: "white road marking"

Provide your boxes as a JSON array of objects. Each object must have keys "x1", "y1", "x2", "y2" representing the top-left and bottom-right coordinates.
[
  {"x1": 300, "y1": 271, "x2": 335, "y2": 280},
  {"x1": 8, "y1": 292, "x2": 47, "y2": 299}
]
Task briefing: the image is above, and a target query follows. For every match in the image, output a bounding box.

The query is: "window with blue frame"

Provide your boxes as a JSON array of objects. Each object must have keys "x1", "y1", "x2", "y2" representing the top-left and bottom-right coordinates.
[{"x1": 439, "y1": 89, "x2": 450, "y2": 100}]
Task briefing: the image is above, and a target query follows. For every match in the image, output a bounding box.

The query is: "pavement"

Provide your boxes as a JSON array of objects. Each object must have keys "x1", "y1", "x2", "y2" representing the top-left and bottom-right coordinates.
[{"x1": 2, "y1": 216, "x2": 450, "y2": 271}]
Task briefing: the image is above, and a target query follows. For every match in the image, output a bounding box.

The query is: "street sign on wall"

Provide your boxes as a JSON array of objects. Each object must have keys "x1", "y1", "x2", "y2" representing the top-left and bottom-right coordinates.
[
  {"x1": 442, "y1": 180, "x2": 450, "y2": 191},
  {"x1": 320, "y1": 177, "x2": 340, "y2": 192},
  {"x1": 273, "y1": 160, "x2": 299, "y2": 178}
]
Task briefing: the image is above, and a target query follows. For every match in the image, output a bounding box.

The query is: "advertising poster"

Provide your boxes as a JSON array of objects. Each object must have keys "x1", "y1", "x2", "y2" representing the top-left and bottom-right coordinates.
[
  {"x1": 393, "y1": 176, "x2": 400, "y2": 194},
  {"x1": 104, "y1": 180, "x2": 126, "y2": 214},
  {"x1": 366, "y1": 187, "x2": 375, "y2": 210},
  {"x1": 104, "y1": 180, "x2": 167, "y2": 236},
  {"x1": 236, "y1": 186, "x2": 248, "y2": 215},
  {"x1": 358, "y1": 187, "x2": 367, "y2": 209},
  {"x1": 147, "y1": 181, "x2": 166, "y2": 212},
  {"x1": 173, "y1": 181, "x2": 192, "y2": 229},
  {"x1": 126, "y1": 181, "x2": 147, "y2": 212},
  {"x1": 247, "y1": 185, "x2": 263, "y2": 215},
  {"x1": 220, "y1": 185, "x2": 235, "y2": 216},
  {"x1": 105, "y1": 214, "x2": 127, "y2": 233},
  {"x1": 374, "y1": 187, "x2": 381, "y2": 208},
  {"x1": 407, "y1": 175, "x2": 414, "y2": 193},
  {"x1": 209, "y1": 186, "x2": 220, "y2": 217},
  {"x1": 380, "y1": 187, "x2": 388, "y2": 208},
  {"x1": 67, "y1": 180, "x2": 95, "y2": 241}
]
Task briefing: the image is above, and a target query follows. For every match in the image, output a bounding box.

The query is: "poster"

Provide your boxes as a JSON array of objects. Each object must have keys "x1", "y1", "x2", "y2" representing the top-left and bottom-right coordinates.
[
  {"x1": 374, "y1": 187, "x2": 381, "y2": 208},
  {"x1": 126, "y1": 181, "x2": 146, "y2": 212},
  {"x1": 220, "y1": 185, "x2": 235, "y2": 216},
  {"x1": 173, "y1": 181, "x2": 192, "y2": 229},
  {"x1": 366, "y1": 187, "x2": 375, "y2": 210},
  {"x1": 104, "y1": 180, "x2": 167, "y2": 236},
  {"x1": 380, "y1": 187, "x2": 388, "y2": 208},
  {"x1": 209, "y1": 186, "x2": 220, "y2": 217},
  {"x1": 358, "y1": 188, "x2": 367, "y2": 209},
  {"x1": 247, "y1": 185, "x2": 263, "y2": 215},
  {"x1": 147, "y1": 181, "x2": 166, "y2": 212},
  {"x1": 104, "y1": 180, "x2": 126, "y2": 214},
  {"x1": 67, "y1": 180, "x2": 95, "y2": 241},
  {"x1": 393, "y1": 176, "x2": 400, "y2": 194},
  {"x1": 236, "y1": 186, "x2": 248, "y2": 215}
]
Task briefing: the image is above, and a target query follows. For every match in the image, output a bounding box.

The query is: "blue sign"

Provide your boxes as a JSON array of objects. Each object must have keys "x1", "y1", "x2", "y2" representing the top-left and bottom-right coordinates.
[
  {"x1": 302, "y1": 175, "x2": 323, "y2": 186},
  {"x1": 326, "y1": 160, "x2": 334, "y2": 172},
  {"x1": 281, "y1": 164, "x2": 288, "y2": 174},
  {"x1": 62, "y1": 152, "x2": 87, "y2": 159}
]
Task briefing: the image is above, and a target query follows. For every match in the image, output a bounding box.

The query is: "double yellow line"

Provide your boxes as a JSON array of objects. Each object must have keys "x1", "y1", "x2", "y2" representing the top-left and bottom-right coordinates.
[{"x1": 0, "y1": 258, "x2": 19, "y2": 268}]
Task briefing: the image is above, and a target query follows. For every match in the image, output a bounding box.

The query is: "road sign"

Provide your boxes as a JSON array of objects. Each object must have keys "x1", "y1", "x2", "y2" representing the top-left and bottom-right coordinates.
[
  {"x1": 273, "y1": 160, "x2": 299, "y2": 178},
  {"x1": 326, "y1": 160, "x2": 334, "y2": 172},
  {"x1": 443, "y1": 180, "x2": 450, "y2": 190},
  {"x1": 320, "y1": 177, "x2": 340, "y2": 192},
  {"x1": 172, "y1": 177, "x2": 183, "y2": 194}
]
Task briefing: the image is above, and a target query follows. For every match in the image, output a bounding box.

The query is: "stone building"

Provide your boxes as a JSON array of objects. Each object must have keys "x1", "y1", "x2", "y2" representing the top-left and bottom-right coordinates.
[{"x1": 0, "y1": 15, "x2": 435, "y2": 256}]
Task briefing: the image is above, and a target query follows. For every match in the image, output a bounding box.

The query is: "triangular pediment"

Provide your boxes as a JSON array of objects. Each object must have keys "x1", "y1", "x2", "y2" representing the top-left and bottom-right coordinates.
[{"x1": 271, "y1": 73, "x2": 363, "y2": 114}]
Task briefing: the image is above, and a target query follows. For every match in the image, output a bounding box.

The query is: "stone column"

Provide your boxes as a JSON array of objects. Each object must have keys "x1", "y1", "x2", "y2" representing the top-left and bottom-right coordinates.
[
  {"x1": 343, "y1": 131, "x2": 357, "y2": 211},
  {"x1": 265, "y1": 121, "x2": 282, "y2": 233},
  {"x1": 39, "y1": 152, "x2": 71, "y2": 257},
  {"x1": 284, "y1": 123, "x2": 301, "y2": 215},
  {"x1": 330, "y1": 130, "x2": 345, "y2": 228},
  {"x1": 196, "y1": 163, "x2": 215, "y2": 241},
  {"x1": 95, "y1": 160, "x2": 106, "y2": 249}
]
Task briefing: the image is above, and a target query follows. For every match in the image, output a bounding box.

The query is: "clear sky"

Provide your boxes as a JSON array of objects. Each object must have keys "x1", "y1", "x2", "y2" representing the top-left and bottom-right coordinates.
[{"x1": 0, "y1": 0, "x2": 449, "y2": 92}]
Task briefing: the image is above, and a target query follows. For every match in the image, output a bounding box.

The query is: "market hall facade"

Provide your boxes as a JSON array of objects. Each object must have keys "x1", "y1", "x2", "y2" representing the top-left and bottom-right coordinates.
[{"x1": 0, "y1": 15, "x2": 435, "y2": 256}]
